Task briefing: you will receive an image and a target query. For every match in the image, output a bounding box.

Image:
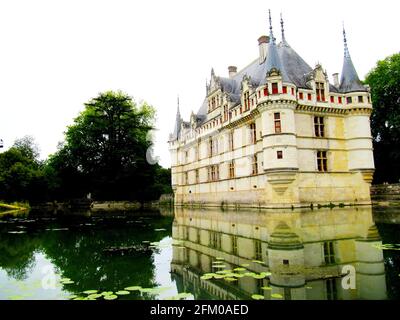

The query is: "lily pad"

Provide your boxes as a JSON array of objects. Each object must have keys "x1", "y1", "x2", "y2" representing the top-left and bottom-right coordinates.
[
  {"x1": 261, "y1": 286, "x2": 272, "y2": 291},
  {"x1": 251, "y1": 294, "x2": 264, "y2": 300},
  {"x1": 252, "y1": 274, "x2": 266, "y2": 279},
  {"x1": 115, "y1": 290, "x2": 130, "y2": 295},
  {"x1": 215, "y1": 257, "x2": 225, "y2": 260},
  {"x1": 240, "y1": 263, "x2": 250, "y2": 267},
  {"x1": 103, "y1": 294, "x2": 118, "y2": 300},
  {"x1": 200, "y1": 275, "x2": 213, "y2": 280},
  {"x1": 101, "y1": 291, "x2": 114, "y2": 296},
  {"x1": 224, "y1": 277, "x2": 237, "y2": 282},
  {"x1": 271, "y1": 293, "x2": 283, "y2": 299},
  {"x1": 212, "y1": 265, "x2": 226, "y2": 269},
  {"x1": 124, "y1": 286, "x2": 142, "y2": 291},
  {"x1": 87, "y1": 294, "x2": 102, "y2": 299},
  {"x1": 73, "y1": 297, "x2": 85, "y2": 300},
  {"x1": 234, "y1": 267, "x2": 246, "y2": 272},
  {"x1": 83, "y1": 290, "x2": 98, "y2": 295}
]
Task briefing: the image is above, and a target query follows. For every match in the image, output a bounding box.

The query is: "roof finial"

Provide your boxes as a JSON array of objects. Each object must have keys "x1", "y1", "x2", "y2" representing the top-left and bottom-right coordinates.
[
  {"x1": 280, "y1": 12, "x2": 286, "y2": 43},
  {"x1": 268, "y1": 9, "x2": 275, "y2": 44},
  {"x1": 343, "y1": 22, "x2": 350, "y2": 58}
]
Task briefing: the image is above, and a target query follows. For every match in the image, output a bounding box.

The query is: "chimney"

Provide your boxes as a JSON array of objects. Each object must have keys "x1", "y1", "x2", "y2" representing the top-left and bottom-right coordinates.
[
  {"x1": 228, "y1": 66, "x2": 237, "y2": 78},
  {"x1": 258, "y1": 35, "x2": 270, "y2": 64},
  {"x1": 332, "y1": 73, "x2": 339, "y2": 87}
]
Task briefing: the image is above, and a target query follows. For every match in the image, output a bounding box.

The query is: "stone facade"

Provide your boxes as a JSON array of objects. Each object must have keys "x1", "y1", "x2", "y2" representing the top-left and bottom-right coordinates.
[{"x1": 168, "y1": 14, "x2": 374, "y2": 208}]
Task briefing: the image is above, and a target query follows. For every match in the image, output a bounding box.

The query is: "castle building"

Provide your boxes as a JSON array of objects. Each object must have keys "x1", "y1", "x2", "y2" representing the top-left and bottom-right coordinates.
[{"x1": 168, "y1": 12, "x2": 374, "y2": 208}]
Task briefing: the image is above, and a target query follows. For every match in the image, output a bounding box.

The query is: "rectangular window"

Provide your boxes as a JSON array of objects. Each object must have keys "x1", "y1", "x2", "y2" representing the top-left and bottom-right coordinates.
[
  {"x1": 263, "y1": 87, "x2": 268, "y2": 96},
  {"x1": 258, "y1": 91, "x2": 261, "y2": 98},
  {"x1": 358, "y1": 96, "x2": 364, "y2": 103},
  {"x1": 210, "y1": 232, "x2": 221, "y2": 249},
  {"x1": 229, "y1": 161, "x2": 235, "y2": 179},
  {"x1": 185, "y1": 150, "x2": 189, "y2": 163},
  {"x1": 272, "y1": 83, "x2": 278, "y2": 94},
  {"x1": 223, "y1": 105, "x2": 229, "y2": 122},
  {"x1": 252, "y1": 154, "x2": 258, "y2": 175},
  {"x1": 316, "y1": 82, "x2": 325, "y2": 101},
  {"x1": 184, "y1": 172, "x2": 188, "y2": 185},
  {"x1": 330, "y1": 96, "x2": 334, "y2": 103},
  {"x1": 317, "y1": 151, "x2": 328, "y2": 172},
  {"x1": 282, "y1": 86, "x2": 287, "y2": 94},
  {"x1": 308, "y1": 93, "x2": 312, "y2": 101},
  {"x1": 299, "y1": 92, "x2": 304, "y2": 100},
  {"x1": 244, "y1": 91, "x2": 250, "y2": 111},
  {"x1": 326, "y1": 279, "x2": 338, "y2": 300},
  {"x1": 324, "y1": 241, "x2": 335, "y2": 264},
  {"x1": 208, "y1": 137, "x2": 213, "y2": 157},
  {"x1": 338, "y1": 97, "x2": 342, "y2": 104},
  {"x1": 210, "y1": 165, "x2": 219, "y2": 181},
  {"x1": 232, "y1": 235, "x2": 238, "y2": 255},
  {"x1": 195, "y1": 169, "x2": 199, "y2": 184},
  {"x1": 346, "y1": 96, "x2": 352, "y2": 104},
  {"x1": 277, "y1": 151, "x2": 283, "y2": 159},
  {"x1": 254, "y1": 240, "x2": 262, "y2": 260},
  {"x1": 250, "y1": 122, "x2": 257, "y2": 144},
  {"x1": 274, "y1": 112, "x2": 281, "y2": 133},
  {"x1": 314, "y1": 116, "x2": 325, "y2": 137},
  {"x1": 291, "y1": 87, "x2": 295, "y2": 95},
  {"x1": 229, "y1": 131, "x2": 234, "y2": 151}
]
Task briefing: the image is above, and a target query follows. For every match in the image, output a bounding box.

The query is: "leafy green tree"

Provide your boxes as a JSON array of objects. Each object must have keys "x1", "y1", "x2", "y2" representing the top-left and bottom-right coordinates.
[
  {"x1": 49, "y1": 91, "x2": 166, "y2": 201},
  {"x1": 0, "y1": 136, "x2": 49, "y2": 202},
  {"x1": 365, "y1": 53, "x2": 400, "y2": 183}
]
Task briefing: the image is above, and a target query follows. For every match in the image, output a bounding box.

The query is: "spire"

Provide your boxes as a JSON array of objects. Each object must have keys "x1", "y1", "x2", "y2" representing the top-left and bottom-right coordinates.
[
  {"x1": 269, "y1": 9, "x2": 275, "y2": 44},
  {"x1": 339, "y1": 25, "x2": 366, "y2": 93},
  {"x1": 280, "y1": 12, "x2": 287, "y2": 45},
  {"x1": 261, "y1": 10, "x2": 283, "y2": 83},
  {"x1": 343, "y1": 23, "x2": 350, "y2": 58},
  {"x1": 169, "y1": 96, "x2": 182, "y2": 141}
]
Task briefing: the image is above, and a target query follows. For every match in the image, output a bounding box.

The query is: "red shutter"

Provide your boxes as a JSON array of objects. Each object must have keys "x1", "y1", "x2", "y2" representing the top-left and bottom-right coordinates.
[{"x1": 283, "y1": 86, "x2": 287, "y2": 94}]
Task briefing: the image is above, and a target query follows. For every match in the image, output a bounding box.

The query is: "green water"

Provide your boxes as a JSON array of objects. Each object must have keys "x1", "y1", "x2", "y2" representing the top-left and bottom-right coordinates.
[{"x1": 0, "y1": 205, "x2": 399, "y2": 300}]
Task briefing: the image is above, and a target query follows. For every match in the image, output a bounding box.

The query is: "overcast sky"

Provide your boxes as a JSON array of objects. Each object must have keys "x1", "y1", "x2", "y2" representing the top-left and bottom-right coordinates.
[{"x1": 0, "y1": 0, "x2": 399, "y2": 168}]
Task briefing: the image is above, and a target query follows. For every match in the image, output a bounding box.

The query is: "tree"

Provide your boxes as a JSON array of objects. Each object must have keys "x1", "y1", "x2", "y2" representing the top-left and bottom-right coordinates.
[
  {"x1": 0, "y1": 136, "x2": 49, "y2": 202},
  {"x1": 365, "y1": 53, "x2": 400, "y2": 183},
  {"x1": 49, "y1": 91, "x2": 164, "y2": 201}
]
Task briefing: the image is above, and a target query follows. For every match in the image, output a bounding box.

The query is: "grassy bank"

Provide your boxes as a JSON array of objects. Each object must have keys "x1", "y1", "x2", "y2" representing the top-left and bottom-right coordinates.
[{"x1": 0, "y1": 202, "x2": 30, "y2": 211}]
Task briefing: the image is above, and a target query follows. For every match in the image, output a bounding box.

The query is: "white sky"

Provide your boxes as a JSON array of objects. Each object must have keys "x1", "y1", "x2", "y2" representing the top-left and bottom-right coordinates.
[{"x1": 0, "y1": 0, "x2": 399, "y2": 168}]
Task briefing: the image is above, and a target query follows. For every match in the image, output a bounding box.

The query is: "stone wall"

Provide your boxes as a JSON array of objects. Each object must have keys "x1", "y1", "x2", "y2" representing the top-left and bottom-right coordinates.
[{"x1": 371, "y1": 184, "x2": 400, "y2": 201}]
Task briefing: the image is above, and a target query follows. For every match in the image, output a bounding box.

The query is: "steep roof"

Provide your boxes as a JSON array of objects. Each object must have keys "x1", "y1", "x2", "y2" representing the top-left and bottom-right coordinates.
[{"x1": 339, "y1": 28, "x2": 367, "y2": 93}]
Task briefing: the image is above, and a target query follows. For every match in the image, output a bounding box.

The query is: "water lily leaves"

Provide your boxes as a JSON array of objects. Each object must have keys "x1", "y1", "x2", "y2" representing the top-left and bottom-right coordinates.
[
  {"x1": 306, "y1": 286, "x2": 312, "y2": 289},
  {"x1": 259, "y1": 272, "x2": 272, "y2": 277},
  {"x1": 261, "y1": 286, "x2": 272, "y2": 291},
  {"x1": 200, "y1": 275, "x2": 213, "y2": 280},
  {"x1": 212, "y1": 265, "x2": 226, "y2": 269},
  {"x1": 224, "y1": 277, "x2": 237, "y2": 282},
  {"x1": 101, "y1": 291, "x2": 114, "y2": 296},
  {"x1": 232, "y1": 273, "x2": 245, "y2": 278},
  {"x1": 271, "y1": 293, "x2": 283, "y2": 299},
  {"x1": 216, "y1": 270, "x2": 231, "y2": 274},
  {"x1": 213, "y1": 274, "x2": 225, "y2": 279},
  {"x1": 251, "y1": 294, "x2": 264, "y2": 300},
  {"x1": 252, "y1": 274, "x2": 266, "y2": 279},
  {"x1": 154, "y1": 228, "x2": 167, "y2": 232},
  {"x1": 8, "y1": 231, "x2": 26, "y2": 234},
  {"x1": 240, "y1": 263, "x2": 250, "y2": 267},
  {"x1": 83, "y1": 290, "x2": 98, "y2": 295},
  {"x1": 67, "y1": 294, "x2": 78, "y2": 299},
  {"x1": 215, "y1": 257, "x2": 225, "y2": 261},
  {"x1": 244, "y1": 272, "x2": 257, "y2": 277},
  {"x1": 115, "y1": 290, "x2": 130, "y2": 295},
  {"x1": 124, "y1": 286, "x2": 142, "y2": 291},
  {"x1": 103, "y1": 294, "x2": 118, "y2": 300},
  {"x1": 233, "y1": 267, "x2": 246, "y2": 272},
  {"x1": 87, "y1": 294, "x2": 102, "y2": 299},
  {"x1": 73, "y1": 297, "x2": 86, "y2": 300}
]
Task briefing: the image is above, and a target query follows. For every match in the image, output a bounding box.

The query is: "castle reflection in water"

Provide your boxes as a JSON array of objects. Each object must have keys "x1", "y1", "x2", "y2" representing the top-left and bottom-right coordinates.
[{"x1": 170, "y1": 206, "x2": 387, "y2": 300}]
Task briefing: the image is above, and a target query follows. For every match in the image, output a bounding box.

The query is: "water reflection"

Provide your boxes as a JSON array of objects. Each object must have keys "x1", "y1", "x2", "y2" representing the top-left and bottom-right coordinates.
[{"x1": 171, "y1": 206, "x2": 387, "y2": 300}]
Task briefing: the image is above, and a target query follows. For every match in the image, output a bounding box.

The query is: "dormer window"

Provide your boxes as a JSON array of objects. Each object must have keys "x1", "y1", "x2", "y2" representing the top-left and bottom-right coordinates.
[
  {"x1": 338, "y1": 97, "x2": 342, "y2": 104},
  {"x1": 263, "y1": 87, "x2": 269, "y2": 96},
  {"x1": 272, "y1": 83, "x2": 279, "y2": 94},
  {"x1": 244, "y1": 91, "x2": 250, "y2": 111},
  {"x1": 346, "y1": 97, "x2": 352, "y2": 104},
  {"x1": 291, "y1": 88, "x2": 295, "y2": 95},
  {"x1": 299, "y1": 92, "x2": 304, "y2": 100},
  {"x1": 358, "y1": 96, "x2": 364, "y2": 103},
  {"x1": 283, "y1": 86, "x2": 287, "y2": 94},
  {"x1": 316, "y1": 82, "x2": 325, "y2": 101},
  {"x1": 330, "y1": 96, "x2": 334, "y2": 103}
]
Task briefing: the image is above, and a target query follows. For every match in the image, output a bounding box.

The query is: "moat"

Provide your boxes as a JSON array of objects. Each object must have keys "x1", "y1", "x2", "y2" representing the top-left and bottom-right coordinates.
[{"x1": 0, "y1": 205, "x2": 399, "y2": 300}]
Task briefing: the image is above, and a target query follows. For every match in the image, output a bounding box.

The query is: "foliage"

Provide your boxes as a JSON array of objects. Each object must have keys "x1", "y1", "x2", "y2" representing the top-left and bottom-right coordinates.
[
  {"x1": 0, "y1": 136, "x2": 50, "y2": 203},
  {"x1": 365, "y1": 53, "x2": 400, "y2": 183},
  {"x1": 47, "y1": 91, "x2": 169, "y2": 201}
]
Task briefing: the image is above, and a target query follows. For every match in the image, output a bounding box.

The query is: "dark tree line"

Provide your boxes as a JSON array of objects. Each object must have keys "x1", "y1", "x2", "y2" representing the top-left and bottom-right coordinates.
[{"x1": 0, "y1": 91, "x2": 172, "y2": 204}]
